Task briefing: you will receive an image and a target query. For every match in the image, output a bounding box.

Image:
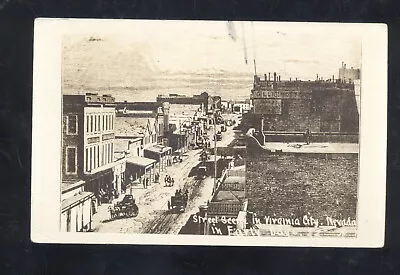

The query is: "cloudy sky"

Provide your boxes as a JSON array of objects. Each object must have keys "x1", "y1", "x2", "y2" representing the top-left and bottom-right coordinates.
[{"x1": 62, "y1": 20, "x2": 362, "y2": 101}]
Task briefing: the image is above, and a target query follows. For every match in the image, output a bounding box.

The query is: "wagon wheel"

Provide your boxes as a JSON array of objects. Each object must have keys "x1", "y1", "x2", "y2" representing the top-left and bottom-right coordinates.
[
  {"x1": 126, "y1": 207, "x2": 134, "y2": 218},
  {"x1": 132, "y1": 204, "x2": 139, "y2": 217}
]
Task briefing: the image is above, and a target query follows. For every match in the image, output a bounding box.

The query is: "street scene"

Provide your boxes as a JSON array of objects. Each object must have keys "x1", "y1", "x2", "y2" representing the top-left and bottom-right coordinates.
[{"x1": 59, "y1": 21, "x2": 361, "y2": 237}]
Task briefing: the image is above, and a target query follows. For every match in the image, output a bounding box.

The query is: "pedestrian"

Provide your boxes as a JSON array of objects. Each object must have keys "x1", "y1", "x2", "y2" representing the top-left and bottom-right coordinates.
[
  {"x1": 171, "y1": 178, "x2": 174, "y2": 186},
  {"x1": 142, "y1": 178, "x2": 146, "y2": 189},
  {"x1": 167, "y1": 200, "x2": 171, "y2": 210},
  {"x1": 164, "y1": 175, "x2": 168, "y2": 186}
]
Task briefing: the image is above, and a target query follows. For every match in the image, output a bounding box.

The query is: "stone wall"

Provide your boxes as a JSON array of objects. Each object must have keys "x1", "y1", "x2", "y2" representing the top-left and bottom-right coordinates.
[{"x1": 250, "y1": 88, "x2": 359, "y2": 134}]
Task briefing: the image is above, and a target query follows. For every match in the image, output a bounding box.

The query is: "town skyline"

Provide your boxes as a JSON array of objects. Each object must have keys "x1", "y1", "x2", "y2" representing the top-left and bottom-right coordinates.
[{"x1": 62, "y1": 20, "x2": 362, "y2": 102}]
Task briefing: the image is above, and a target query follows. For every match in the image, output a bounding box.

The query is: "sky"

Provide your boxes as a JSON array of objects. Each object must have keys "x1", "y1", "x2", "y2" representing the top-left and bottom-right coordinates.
[{"x1": 62, "y1": 20, "x2": 362, "y2": 101}]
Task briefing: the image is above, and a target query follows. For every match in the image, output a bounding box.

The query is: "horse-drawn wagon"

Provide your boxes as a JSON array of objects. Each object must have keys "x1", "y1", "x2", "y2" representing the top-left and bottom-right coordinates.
[
  {"x1": 108, "y1": 194, "x2": 139, "y2": 219},
  {"x1": 168, "y1": 190, "x2": 189, "y2": 212}
]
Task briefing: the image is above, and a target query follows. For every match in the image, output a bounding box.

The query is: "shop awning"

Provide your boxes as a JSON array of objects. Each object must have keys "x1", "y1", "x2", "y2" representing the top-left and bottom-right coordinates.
[
  {"x1": 61, "y1": 192, "x2": 94, "y2": 212},
  {"x1": 61, "y1": 180, "x2": 85, "y2": 194},
  {"x1": 127, "y1": 156, "x2": 156, "y2": 167},
  {"x1": 144, "y1": 145, "x2": 172, "y2": 155},
  {"x1": 85, "y1": 162, "x2": 115, "y2": 176}
]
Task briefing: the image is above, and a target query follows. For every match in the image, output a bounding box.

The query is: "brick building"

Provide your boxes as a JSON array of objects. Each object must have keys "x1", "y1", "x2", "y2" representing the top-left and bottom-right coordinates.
[
  {"x1": 245, "y1": 68, "x2": 359, "y2": 137},
  {"x1": 62, "y1": 93, "x2": 117, "y2": 203},
  {"x1": 61, "y1": 93, "x2": 116, "y2": 232}
]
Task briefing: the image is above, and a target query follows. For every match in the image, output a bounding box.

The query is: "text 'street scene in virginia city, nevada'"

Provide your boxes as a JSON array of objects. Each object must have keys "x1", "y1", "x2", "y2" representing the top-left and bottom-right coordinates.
[{"x1": 60, "y1": 21, "x2": 361, "y2": 238}]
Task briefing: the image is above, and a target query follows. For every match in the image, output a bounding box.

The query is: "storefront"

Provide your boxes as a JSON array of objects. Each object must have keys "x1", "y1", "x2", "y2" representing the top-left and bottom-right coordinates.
[
  {"x1": 60, "y1": 180, "x2": 95, "y2": 232},
  {"x1": 84, "y1": 162, "x2": 115, "y2": 205},
  {"x1": 113, "y1": 157, "x2": 126, "y2": 195},
  {"x1": 144, "y1": 144, "x2": 173, "y2": 173},
  {"x1": 126, "y1": 156, "x2": 157, "y2": 186}
]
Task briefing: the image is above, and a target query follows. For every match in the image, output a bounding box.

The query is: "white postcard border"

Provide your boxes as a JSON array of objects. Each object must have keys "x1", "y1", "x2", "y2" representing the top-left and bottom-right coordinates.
[{"x1": 31, "y1": 19, "x2": 387, "y2": 247}]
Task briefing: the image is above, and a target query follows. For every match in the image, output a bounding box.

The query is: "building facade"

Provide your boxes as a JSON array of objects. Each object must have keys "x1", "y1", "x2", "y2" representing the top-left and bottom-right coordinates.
[
  {"x1": 247, "y1": 69, "x2": 359, "y2": 135},
  {"x1": 62, "y1": 93, "x2": 117, "y2": 206}
]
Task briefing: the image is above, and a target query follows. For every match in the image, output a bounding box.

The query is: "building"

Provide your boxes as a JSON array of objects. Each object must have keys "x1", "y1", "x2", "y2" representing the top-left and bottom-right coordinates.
[
  {"x1": 62, "y1": 93, "x2": 117, "y2": 206},
  {"x1": 246, "y1": 68, "x2": 359, "y2": 138},
  {"x1": 339, "y1": 62, "x2": 361, "y2": 83},
  {"x1": 232, "y1": 100, "x2": 252, "y2": 114},
  {"x1": 156, "y1": 92, "x2": 209, "y2": 111},
  {"x1": 208, "y1": 95, "x2": 222, "y2": 114},
  {"x1": 201, "y1": 164, "x2": 248, "y2": 236},
  {"x1": 115, "y1": 114, "x2": 172, "y2": 184},
  {"x1": 60, "y1": 180, "x2": 94, "y2": 232},
  {"x1": 244, "y1": 128, "x2": 358, "y2": 226}
]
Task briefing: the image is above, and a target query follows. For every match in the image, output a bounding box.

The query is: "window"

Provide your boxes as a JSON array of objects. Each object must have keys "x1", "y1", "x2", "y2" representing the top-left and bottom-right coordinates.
[
  {"x1": 94, "y1": 146, "x2": 97, "y2": 169},
  {"x1": 89, "y1": 147, "x2": 93, "y2": 171},
  {"x1": 67, "y1": 115, "x2": 78, "y2": 135},
  {"x1": 85, "y1": 148, "x2": 89, "y2": 172},
  {"x1": 111, "y1": 115, "x2": 114, "y2": 130},
  {"x1": 105, "y1": 114, "x2": 108, "y2": 131},
  {"x1": 107, "y1": 143, "x2": 110, "y2": 163},
  {"x1": 97, "y1": 145, "x2": 100, "y2": 167},
  {"x1": 98, "y1": 115, "x2": 100, "y2": 132},
  {"x1": 104, "y1": 144, "x2": 108, "y2": 165},
  {"x1": 108, "y1": 143, "x2": 112, "y2": 163},
  {"x1": 90, "y1": 115, "x2": 93, "y2": 133},
  {"x1": 86, "y1": 115, "x2": 90, "y2": 133},
  {"x1": 100, "y1": 144, "x2": 103, "y2": 166},
  {"x1": 66, "y1": 147, "x2": 77, "y2": 174},
  {"x1": 102, "y1": 115, "x2": 105, "y2": 131},
  {"x1": 111, "y1": 143, "x2": 113, "y2": 161},
  {"x1": 94, "y1": 116, "x2": 97, "y2": 132}
]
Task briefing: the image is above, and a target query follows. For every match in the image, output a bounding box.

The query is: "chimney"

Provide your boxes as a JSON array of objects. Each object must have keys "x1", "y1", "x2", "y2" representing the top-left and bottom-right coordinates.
[
  {"x1": 296, "y1": 77, "x2": 297, "y2": 81},
  {"x1": 332, "y1": 75, "x2": 335, "y2": 82},
  {"x1": 279, "y1": 75, "x2": 281, "y2": 82},
  {"x1": 268, "y1": 72, "x2": 271, "y2": 81},
  {"x1": 316, "y1": 74, "x2": 319, "y2": 80},
  {"x1": 290, "y1": 77, "x2": 291, "y2": 82},
  {"x1": 264, "y1": 73, "x2": 267, "y2": 81},
  {"x1": 273, "y1": 72, "x2": 277, "y2": 83}
]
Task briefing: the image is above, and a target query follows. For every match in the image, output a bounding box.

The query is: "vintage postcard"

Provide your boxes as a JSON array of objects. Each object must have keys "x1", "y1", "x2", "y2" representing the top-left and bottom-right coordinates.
[{"x1": 31, "y1": 19, "x2": 387, "y2": 247}]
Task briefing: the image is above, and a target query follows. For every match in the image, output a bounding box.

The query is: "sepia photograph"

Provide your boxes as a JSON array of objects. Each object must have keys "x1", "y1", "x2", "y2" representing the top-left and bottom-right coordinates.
[{"x1": 31, "y1": 19, "x2": 387, "y2": 247}]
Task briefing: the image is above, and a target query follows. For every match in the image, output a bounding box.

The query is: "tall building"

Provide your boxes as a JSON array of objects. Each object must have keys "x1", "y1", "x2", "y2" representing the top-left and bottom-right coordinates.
[
  {"x1": 246, "y1": 68, "x2": 359, "y2": 136},
  {"x1": 62, "y1": 93, "x2": 116, "y2": 204}
]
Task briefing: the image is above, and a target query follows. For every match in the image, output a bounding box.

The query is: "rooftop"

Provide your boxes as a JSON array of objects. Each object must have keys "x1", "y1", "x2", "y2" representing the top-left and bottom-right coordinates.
[
  {"x1": 61, "y1": 179, "x2": 85, "y2": 193},
  {"x1": 115, "y1": 116, "x2": 156, "y2": 137},
  {"x1": 61, "y1": 191, "x2": 94, "y2": 212},
  {"x1": 211, "y1": 190, "x2": 245, "y2": 203},
  {"x1": 114, "y1": 139, "x2": 129, "y2": 153},
  {"x1": 127, "y1": 156, "x2": 156, "y2": 167},
  {"x1": 262, "y1": 142, "x2": 359, "y2": 154}
]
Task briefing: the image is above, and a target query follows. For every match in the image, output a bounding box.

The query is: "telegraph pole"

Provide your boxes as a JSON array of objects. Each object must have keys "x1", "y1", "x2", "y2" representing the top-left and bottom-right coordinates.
[{"x1": 212, "y1": 97, "x2": 221, "y2": 194}]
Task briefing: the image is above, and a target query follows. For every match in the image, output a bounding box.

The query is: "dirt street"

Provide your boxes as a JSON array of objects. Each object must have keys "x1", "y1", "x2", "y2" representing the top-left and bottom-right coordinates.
[{"x1": 93, "y1": 147, "x2": 215, "y2": 234}]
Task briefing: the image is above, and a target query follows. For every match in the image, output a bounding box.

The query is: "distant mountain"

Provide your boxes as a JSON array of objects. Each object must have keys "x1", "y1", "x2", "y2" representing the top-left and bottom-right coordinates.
[{"x1": 62, "y1": 36, "x2": 254, "y2": 101}]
